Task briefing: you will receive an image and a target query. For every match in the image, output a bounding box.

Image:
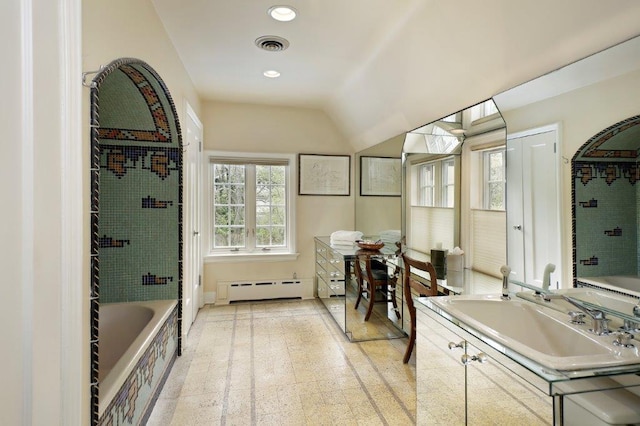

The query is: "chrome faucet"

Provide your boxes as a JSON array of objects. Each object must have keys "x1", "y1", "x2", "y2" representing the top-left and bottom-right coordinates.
[
  {"x1": 500, "y1": 265, "x2": 511, "y2": 300},
  {"x1": 562, "y1": 295, "x2": 610, "y2": 335}
]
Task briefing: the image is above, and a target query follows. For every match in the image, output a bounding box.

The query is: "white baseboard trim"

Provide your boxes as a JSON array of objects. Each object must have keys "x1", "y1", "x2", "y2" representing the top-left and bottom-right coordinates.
[{"x1": 215, "y1": 278, "x2": 313, "y2": 305}]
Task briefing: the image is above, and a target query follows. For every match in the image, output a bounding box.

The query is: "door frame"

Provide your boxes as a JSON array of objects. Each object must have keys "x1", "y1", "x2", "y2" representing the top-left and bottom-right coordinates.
[
  {"x1": 183, "y1": 100, "x2": 203, "y2": 338},
  {"x1": 506, "y1": 123, "x2": 564, "y2": 289}
]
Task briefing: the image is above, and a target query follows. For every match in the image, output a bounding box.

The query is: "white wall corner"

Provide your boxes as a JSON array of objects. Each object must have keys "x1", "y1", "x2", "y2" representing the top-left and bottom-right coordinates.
[{"x1": 204, "y1": 291, "x2": 217, "y2": 305}]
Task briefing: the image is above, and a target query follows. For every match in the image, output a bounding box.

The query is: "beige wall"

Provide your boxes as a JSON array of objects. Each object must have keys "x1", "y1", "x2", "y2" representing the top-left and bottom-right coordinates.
[
  {"x1": 501, "y1": 69, "x2": 640, "y2": 287},
  {"x1": 83, "y1": 0, "x2": 201, "y2": 130},
  {"x1": 201, "y1": 101, "x2": 354, "y2": 295}
]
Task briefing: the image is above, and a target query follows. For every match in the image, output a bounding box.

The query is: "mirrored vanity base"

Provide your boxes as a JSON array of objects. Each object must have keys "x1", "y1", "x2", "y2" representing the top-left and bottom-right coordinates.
[{"x1": 315, "y1": 236, "x2": 406, "y2": 342}]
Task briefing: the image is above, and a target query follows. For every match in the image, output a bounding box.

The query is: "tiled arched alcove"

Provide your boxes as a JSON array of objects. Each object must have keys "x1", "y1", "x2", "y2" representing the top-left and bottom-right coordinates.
[
  {"x1": 572, "y1": 115, "x2": 640, "y2": 287},
  {"x1": 89, "y1": 58, "x2": 183, "y2": 425}
]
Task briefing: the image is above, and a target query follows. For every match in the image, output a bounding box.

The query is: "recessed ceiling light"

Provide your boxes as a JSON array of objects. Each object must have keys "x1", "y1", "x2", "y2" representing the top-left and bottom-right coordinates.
[
  {"x1": 263, "y1": 70, "x2": 281, "y2": 78},
  {"x1": 268, "y1": 5, "x2": 297, "y2": 22}
]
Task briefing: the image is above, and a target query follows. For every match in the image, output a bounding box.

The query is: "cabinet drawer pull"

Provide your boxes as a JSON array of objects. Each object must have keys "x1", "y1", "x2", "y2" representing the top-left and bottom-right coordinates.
[
  {"x1": 461, "y1": 353, "x2": 488, "y2": 365},
  {"x1": 448, "y1": 341, "x2": 464, "y2": 350}
]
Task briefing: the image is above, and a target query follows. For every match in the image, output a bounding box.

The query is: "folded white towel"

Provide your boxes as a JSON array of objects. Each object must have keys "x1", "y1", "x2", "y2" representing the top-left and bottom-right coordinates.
[{"x1": 330, "y1": 230, "x2": 363, "y2": 242}]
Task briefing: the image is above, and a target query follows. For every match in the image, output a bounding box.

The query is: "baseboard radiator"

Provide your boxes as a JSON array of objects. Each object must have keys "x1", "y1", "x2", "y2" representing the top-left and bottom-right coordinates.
[{"x1": 215, "y1": 278, "x2": 313, "y2": 305}]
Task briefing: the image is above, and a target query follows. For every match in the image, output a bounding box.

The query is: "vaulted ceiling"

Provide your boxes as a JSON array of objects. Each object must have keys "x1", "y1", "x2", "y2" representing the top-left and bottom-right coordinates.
[{"x1": 151, "y1": 0, "x2": 640, "y2": 151}]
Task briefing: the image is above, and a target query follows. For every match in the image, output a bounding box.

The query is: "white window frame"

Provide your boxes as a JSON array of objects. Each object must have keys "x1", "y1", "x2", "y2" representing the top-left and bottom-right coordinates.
[
  {"x1": 483, "y1": 148, "x2": 506, "y2": 211},
  {"x1": 204, "y1": 151, "x2": 298, "y2": 263},
  {"x1": 442, "y1": 158, "x2": 455, "y2": 208},
  {"x1": 418, "y1": 163, "x2": 435, "y2": 206}
]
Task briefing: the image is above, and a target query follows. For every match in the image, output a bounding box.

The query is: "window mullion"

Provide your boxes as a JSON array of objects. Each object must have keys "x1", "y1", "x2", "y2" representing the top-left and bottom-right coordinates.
[{"x1": 246, "y1": 165, "x2": 257, "y2": 251}]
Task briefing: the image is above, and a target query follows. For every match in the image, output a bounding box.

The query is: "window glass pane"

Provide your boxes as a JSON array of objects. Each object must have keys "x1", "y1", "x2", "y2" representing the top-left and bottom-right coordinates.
[
  {"x1": 214, "y1": 206, "x2": 229, "y2": 226},
  {"x1": 270, "y1": 167, "x2": 285, "y2": 185},
  {"x1": 483, "y1": 149, "x2": 505, "y2": 210},
  {"x1": 229, "y1": 206, "x2": 245, "y2": 225},
  {"x1": 212, "y1": 163, "x2": 246, "y2": 249},
  {"x1": 271, "y1": 227, "x2": 285, "y2": 245},
  {"x1": 444, "y1": 161, "x2": 455, "y2": 184},
  {"x1": 256, "y1": 185, "x2": 270, "y2": 204},
  {"x1": 214, "y1": 186, "x2": 228, "y2": 204},
  {"x1": 256, "y1": 227, "x2": 270, "y2": 246},
  {"x1": 230, "y1": 228, "x2": 245, "y2": 246},
  {"x1": 488, "y1": 183, "x2": 504, "y2": 210},
  {"x1": 271, "y1": 186, "x2": 285, "y2": 204},
  {"x1": 228, "y1": 165, "x2": 245, "y2": 183},
  {"x1": 271, "y1": 206, "x2": 285, "y2": 225},
  {"x1": 214, "y1": 227, "x2": 229, "y2": 247},
  {"x1": 254, "y1": 165, "x2": 286, "y2": 248},
  {"x1": 256, "y1": 165, "x2": 270, "y2": 185},
  {"x1": 227, "y1": 184, "x2": 242, "y2": 204},
  {"x1": 419, "y1": 163, "x2": 435, "y2": 206},
  {"x1": 489, "y1": 152, "x2": 504, "y2": 181},
  {"x1": 445, "y1": 185, "x2": 454, "y2": 208},
  {"x1": 256, "y1": 206, "x2": 270, "y2": 226}
]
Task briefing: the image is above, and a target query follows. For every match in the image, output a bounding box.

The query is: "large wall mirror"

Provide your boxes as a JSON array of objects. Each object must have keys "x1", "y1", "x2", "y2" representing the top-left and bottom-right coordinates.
[
  {"x1": 401, "y1": 102, "x2": 506, "y2": 282},
  {"x1": 354, "y1": 134, "x2": 404, "y2": 238},
  {"x1": 494, "y1": 34, "x2": 640, "y2": 294}
]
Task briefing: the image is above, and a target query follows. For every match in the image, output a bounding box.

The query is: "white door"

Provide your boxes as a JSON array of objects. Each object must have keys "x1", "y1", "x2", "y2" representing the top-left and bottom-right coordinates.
[
  {"x1": 507, "y1": 126, "x2": 561, "y2": 289},
  {"x1": 183, "y1": 102, "x2": 203, "y2": 338}
]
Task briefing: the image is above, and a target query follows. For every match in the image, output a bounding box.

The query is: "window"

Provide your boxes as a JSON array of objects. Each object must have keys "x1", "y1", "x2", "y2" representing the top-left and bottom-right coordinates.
[
  {"x1": 418, "y1": 163, "x2": 435, "y2": 206},
  {"x1": 470, "y1": 99, "x2": 499, "y2": 122},
  {"x1": 483, "y1": 148, "x2": 505, "y2": 210},
  {"x1": 207, "y1": 152, "x2": 297, "y2": 261},
  {"x1": 415, "y1": 157, "x2": 455, "y2": 207},
  {"x1": 442, "y1": 158, "x2": 455, "y2": 208}
]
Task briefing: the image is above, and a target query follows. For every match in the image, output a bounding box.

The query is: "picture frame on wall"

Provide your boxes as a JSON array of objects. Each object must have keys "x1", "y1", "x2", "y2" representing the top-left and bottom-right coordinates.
[
  {"x1": 298, "y1": 154, "x2": 351, "y2": 196},
  {"x1": 360, "y1": 156, "x2": 401, "y2": 196}
]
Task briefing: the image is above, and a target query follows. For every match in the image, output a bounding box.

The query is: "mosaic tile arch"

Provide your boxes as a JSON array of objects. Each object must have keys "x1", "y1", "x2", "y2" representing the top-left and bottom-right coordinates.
[
  {"x1": 572, "y1": 114, "x2": 640, "y2": 286},
  {"x1": 89, "y1": 58, "x2": 183, "y2": 426}
]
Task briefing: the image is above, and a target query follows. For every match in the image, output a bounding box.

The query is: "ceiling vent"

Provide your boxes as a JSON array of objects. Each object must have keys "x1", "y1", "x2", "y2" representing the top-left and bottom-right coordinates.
[{"x1": 255, "y1": 35, "x2": 290, "y2": 52}]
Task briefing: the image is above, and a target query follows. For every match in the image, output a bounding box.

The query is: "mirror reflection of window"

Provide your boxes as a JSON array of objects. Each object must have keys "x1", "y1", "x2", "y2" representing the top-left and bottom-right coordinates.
[
  {"x1": 442, "y1": 158, "x2": 455, "y2": 208},
  {"x1": 470, "y1": 99, "x2": 499, "y2": 122},
  {"x1": 483, "y1": 148, "x2": 505, "y2": 210},
  {"x1": 415, "y1": 157, "x2": 455, "y2": 208},
  {"x1": 418, "y1": 163, "x2": 435, "y2": 206}
]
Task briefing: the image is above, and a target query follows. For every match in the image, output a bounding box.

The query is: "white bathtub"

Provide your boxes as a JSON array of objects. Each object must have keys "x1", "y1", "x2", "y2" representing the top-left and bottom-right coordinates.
[
  {"x1": 579, "y1": 275, "x2": 640, "y2": 298},
  {"x1": 98, "y1": 299, "x2": 178, "y2": 419}
]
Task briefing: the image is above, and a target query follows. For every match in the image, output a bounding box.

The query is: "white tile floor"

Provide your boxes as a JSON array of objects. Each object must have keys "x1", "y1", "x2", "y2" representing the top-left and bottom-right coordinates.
[{"x1": 148, "y1": 299, "x2": 417, "y2": 425}]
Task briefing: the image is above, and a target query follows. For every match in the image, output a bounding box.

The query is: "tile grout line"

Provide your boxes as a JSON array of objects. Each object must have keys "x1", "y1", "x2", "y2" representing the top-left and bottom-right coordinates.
[
  {"x1": 355, "y1": 342, "x2": 416, "y2": 424},
  {"x1": 220, "y1": 305, "x2": 238, "y2": 426},
  {"x1": 315, "y1": 298, "x2": 414, "y2": 423},
  {"x1": 315, "y1": 302, "x2": 390, "y2": 426},
  {"x1": 250, "y1": 304, "x2": 256, "y2": 424}
]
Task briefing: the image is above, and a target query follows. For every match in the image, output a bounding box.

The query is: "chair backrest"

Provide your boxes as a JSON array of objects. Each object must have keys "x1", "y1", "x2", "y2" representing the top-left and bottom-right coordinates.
[
  {"x1": 402, "y1": 254, "x2": 438, "y2": 314},
  {"x1": 354, "y1": 253, "x2": 386, "y2": 285}
]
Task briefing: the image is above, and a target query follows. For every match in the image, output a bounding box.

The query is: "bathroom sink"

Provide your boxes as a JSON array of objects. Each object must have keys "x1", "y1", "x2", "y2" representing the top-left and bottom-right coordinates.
[{"x1": 428, "y1": 294, "x2": 640, "y2": 371}]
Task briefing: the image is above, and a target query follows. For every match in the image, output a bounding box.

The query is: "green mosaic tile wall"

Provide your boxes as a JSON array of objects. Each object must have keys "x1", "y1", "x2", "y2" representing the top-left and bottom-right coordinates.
[
  {"x1": 97, "y1": 63, "x2": 181, "y2": 303},
  {"x1": 575, "y1": 169, "x2": 638, "y2": 277}
]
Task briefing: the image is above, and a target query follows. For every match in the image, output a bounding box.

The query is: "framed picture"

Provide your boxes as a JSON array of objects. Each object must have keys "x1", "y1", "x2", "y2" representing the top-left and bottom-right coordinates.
[
  {"x1": 298, "y1": 154, "x2": 351, "y2": 196},
  {"x1": 360, "y1": 156, "x2": 401, "y2": 196}
]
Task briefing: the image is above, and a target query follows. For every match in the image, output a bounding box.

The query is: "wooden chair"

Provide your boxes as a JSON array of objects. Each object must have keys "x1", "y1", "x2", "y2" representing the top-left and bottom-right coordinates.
[
  {"x1": 402, "y1": 253, "x2": 438, "y2": 364},
  {"x1": 353, "y1": 254, "x2": 400, "y2": 321}
]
